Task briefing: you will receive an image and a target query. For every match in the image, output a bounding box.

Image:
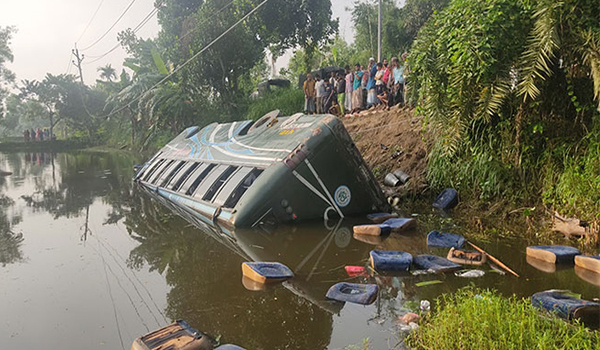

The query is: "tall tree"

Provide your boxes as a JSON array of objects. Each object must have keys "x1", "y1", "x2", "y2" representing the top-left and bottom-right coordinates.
[
  {"x1": 97, "y1": 64, "x2": 117, "y2": 82},
  {"x1": 0, "y1": 26, "x2": 16, "y2": 118},
  {"x1": 350, "y1": 0, "x2": 449, "y2": 60},
  {"x1": 155, "y1": 0, "x2": 337, "y2": 99},
  {"x1": 20, "y1": 74, "x2": 107, "y2": 139}
]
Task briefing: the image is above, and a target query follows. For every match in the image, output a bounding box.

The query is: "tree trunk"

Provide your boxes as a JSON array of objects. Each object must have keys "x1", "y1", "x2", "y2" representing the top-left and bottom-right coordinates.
[
  {"x1": 49, "y1": 113, "x2": 54, "y2": 141},
  {"x1": 130, "y1": 117, "x2": 136, "y2": 146},
  {"x1": 514, "y1": 104, "x2": 525, "y2": 167}
]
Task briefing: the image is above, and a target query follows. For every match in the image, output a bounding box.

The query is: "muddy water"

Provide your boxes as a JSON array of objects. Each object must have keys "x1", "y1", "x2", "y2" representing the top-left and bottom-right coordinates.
[{"x1": 0, "y1": 151, "x2": 598, "y2": 350}]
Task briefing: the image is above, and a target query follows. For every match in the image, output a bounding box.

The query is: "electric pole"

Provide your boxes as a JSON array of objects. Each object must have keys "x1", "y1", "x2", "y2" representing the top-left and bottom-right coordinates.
[
  {"x1": 377, "y1": 0, "x2": 382, "y2": 62},
  {"x1": 72, "y1": 45, "x2": 85, "y2": 85},
  {"x1": 71, "y1": 45, "x2": 94, "y2": 123}
]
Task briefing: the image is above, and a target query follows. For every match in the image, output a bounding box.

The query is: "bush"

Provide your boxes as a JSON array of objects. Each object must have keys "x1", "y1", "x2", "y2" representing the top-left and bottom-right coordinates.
[
  {"x1": 246, "y1": 87, "x2": 304, "y2": 121},
  {"x1": 409, "y1": 0, "x2": 600, "y2": 206},
  {"x1": 410, "y1": 0, "x2": 533, "y2": 198},
  {"x1": 542, "y1": 115, "x2": 600, "y2": 221},
  {"x1": 408, "y1": 288, "x2": 600, "y2": 349}
]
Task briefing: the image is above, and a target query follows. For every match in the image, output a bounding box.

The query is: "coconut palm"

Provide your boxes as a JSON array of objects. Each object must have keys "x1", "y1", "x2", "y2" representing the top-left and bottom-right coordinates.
[{"x1": 97, "y1": 64, "x2": 117, "y2": 82}]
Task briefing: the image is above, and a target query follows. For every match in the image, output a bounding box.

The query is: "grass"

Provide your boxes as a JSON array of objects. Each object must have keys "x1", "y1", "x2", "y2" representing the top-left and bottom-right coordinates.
[
  {"x1": 246, "y1": 87, "x2": 304, "y2": 121},
  {"x1": 542, "y1": 128, "x2": 600, "y2": 223},
  {"x1": 407, "y1": 287, "x2": 600, "y2": 350}
]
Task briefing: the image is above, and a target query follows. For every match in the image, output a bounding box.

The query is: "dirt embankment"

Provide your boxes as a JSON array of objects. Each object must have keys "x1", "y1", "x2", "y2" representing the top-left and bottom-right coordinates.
[{"x1": 343, "y1": 106, "x2": 429, "y2": 197}]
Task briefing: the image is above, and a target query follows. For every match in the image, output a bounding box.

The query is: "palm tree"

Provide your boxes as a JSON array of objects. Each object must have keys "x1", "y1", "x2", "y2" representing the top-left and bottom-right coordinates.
[{"x1": 97, "y1": 64, "x2": 117, "y2": 82}]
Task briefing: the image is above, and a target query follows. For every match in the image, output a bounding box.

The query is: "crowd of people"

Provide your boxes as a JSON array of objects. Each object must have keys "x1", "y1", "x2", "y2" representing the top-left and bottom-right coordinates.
[
  {"x1": 23, "y1": 128, "x2": 54, "y2": 142},
  {"x1": 303, "y1": 54, "x2": 407, "y2": 116}
]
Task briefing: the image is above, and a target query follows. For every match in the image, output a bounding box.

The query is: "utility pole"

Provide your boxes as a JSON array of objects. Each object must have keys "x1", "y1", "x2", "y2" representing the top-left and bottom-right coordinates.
[
  {"x1": 377, "y1": 0, "x2": 382, "y2": 62},
  {"x1": 72, "y1": 45, "x2": 85, "y2": 85}
]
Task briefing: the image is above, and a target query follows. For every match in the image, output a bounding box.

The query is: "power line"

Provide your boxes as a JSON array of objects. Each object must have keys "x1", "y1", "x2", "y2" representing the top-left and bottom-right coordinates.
[
  {"x1": 84, "y1": 6, "x2": 160, "y2": 64},
  {"x1": 86, "y1": 0, "x2": 235, "y2": 65},
  {"x1": 106, "y1": 0, "x2": 271, "y2": 118},
  {"x1": 177, "y1": 0, "x2": 235, "y2": 44},
  {"x1": 64, "y1": 55, "x2": 73, "y2": 74},
  {"x1": 80, "y1": 0, "x2": 139, "y2": 51},
  {"x1": 76, "y1": 0, "x2": 106, "y2": 43}
]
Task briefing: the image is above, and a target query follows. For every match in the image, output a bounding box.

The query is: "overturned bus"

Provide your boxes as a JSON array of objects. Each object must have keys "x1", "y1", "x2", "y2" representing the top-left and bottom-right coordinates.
[{"x1": 134, "y1": 110, "x2": 388, "y2": 229}]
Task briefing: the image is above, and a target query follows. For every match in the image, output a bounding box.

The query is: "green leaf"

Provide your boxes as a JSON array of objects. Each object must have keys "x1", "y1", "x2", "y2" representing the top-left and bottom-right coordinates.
[
  {"x1": 123, "y1": 61, "x2": 140, "y2": 73},
  {"x1": 151, "y1": 47, "x2": 169, "y2": 75}
]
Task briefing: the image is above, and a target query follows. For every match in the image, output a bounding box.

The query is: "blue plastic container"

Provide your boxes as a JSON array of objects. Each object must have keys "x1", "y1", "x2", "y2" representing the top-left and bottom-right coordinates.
[
  {"x1": 413, "y1": 254, "x2": 462, "y2": 272},
  {"x1": 353, "y1": 224, "x2": 392, "y2": 236},
  {"x1": 527, "y1": 245, "x2": 581, "y2": 264},
  {"x1": 326, "y1": 283, "x2": 379, "y2": 305},
  {"x1": 531, "y1": 290, "x2": 600, "y2": 324},
  {"x1": 370, "y1": 250, "x2": 413, "y2": 271},
  {"x1": 366, "y1": 212, "x2": 398, "y2": 223},
  {"x1": 381, "y1": 218, "x2": 416, "y2": 232},
  {"x1": 242, "y1": 262, "x2": 294, "y2": 283},
  {"x1": 433, "y1": 188, "x2": 459, "y2": 210},
  {"x1": 427, "y1": 231, "x2": 465, "y2": 248},
  {"x1": 215, "y1": 345, "x2": 247, "y2": 350}
]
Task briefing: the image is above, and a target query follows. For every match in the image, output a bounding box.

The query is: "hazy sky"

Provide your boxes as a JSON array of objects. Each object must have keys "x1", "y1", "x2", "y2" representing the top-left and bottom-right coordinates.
[{"x1": 0, "y1": 0, "x2": 374, "y2": 85}]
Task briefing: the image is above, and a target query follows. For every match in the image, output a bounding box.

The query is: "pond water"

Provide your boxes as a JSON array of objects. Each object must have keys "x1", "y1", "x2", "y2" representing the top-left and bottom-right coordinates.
[{"x1": 0, "y1": 151, "x2": 598, "y2": 350}]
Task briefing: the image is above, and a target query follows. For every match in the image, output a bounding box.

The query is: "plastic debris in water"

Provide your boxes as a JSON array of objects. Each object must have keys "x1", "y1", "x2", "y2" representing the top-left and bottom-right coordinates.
[
  {"x1": 415, "y1": 280, "x2": 442, "y2": 287},
  {"x1": 398, "y1": 322, "x2": 419, "y2": 333},
  {"x1": 420, "y1": 300, "x2": 431, "y2": 311},
  {"x1": 455, "y1": 269, "x2": 485, "y2": 278},
  {"x1": 399, "y1": 312, "x2": 420, "y2": 324},
  {"x1": 489, "y1": 264, "x2": 506, "y2": 275},
  {"x1": 345, "y1": 266, "x2": 367, "y2": 277}
]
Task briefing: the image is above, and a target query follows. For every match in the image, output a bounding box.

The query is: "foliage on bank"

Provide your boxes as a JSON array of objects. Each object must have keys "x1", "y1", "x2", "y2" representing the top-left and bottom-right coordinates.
[
  {"x1": 409, "y1": 0, "x2": 600, "y2": 219},
  {"x1": 281, "y1": 0, "x2": 448, "y2": 84},
  {"x1": 407, "y1": 288, "x2": 600, "y2": 349},
  {"x1": 246, "y1": 88, "x2": 304, "y2": 121}
]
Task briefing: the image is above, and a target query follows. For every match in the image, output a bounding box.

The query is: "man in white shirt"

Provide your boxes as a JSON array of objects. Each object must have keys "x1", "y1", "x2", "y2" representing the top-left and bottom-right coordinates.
[{"x1": 315, "y1": 75, "x2": 326, "y2": 114}]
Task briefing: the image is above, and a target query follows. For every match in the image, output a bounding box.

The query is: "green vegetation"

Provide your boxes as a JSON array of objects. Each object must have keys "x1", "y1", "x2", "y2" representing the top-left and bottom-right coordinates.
[
  {"x1": 0, "y1": 26, "x2": 16, "y2": 121},
  {"x1": 246, "y1": 88, "x2": 304, "y2": 121},
  {"x1": 282, "y1": 0, "x2": 447, "y2": 81},
  {"x1": 1, "y1": 0, "x2": 599, "y2": 225},
  {"x1": 408, "y1": 288, "x2": 600, "y2": 349},
  {"x1": 409, "y1": 0, "x2": 600, "y2": 221},
  {"x1": 1, "y1": 1, "x2": 338, "y2": 149}
]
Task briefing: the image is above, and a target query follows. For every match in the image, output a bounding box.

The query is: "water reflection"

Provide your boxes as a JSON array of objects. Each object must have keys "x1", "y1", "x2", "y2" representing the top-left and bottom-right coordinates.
[
  {"x1": 0, "y1": 157, "x2": 24, "y2": 265},
  {"x1": 0, "y1": 195, "x2": 24, "y2": 266},
  {"x1": 0, "y1": 151, "x2": 598, "y2": 350}
]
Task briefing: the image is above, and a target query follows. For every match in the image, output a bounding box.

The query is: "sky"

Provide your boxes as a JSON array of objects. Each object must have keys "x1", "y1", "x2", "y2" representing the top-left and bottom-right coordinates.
[{"x1": 0, "y1": 0, "x2": 388, "y2": 85}]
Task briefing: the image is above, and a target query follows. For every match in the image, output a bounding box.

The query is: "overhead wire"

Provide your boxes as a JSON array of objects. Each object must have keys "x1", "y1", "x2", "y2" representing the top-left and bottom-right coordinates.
[
  {"x1": 84, "y1": 5, "x2": 160, "y2": 64},
  {"x1": 80, "y1": 0, "x2": 139, "y2": 51},
  {"x1": 85, "y1": 0, "x2": 234, "y2": 65},
  {"x1": 76, "y1": 0, "x2": 106, "y2": 43},
  {"x1": 105, "y1": 0, "x2": 271, "y2": 118},
  {"x1": 176, "y1": 0, "x2": 236, "y2": 44},
  {"x1": 65, "y1": 56, "x2": 73, "y2": 74}
]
